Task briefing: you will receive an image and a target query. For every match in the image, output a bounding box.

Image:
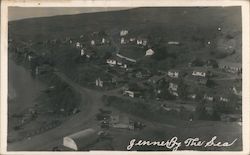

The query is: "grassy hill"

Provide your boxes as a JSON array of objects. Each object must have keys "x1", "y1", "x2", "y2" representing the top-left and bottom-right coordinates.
[
  {"x1": 9, "y1": 7, "x2": 241, "y2": 38},
  {"x1": 9, "y1": 7, "x2": 242, "y2": 63}
]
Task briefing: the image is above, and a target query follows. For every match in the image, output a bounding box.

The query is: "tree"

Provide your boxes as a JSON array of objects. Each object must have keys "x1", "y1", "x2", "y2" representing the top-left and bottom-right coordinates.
[
  {"x1": 194, "y1": 102, "x2": 209, "y2": 120},
  {"x1": 103, "y1": 52, "x2": 112, "y2": 60},
  {"x1": 210, "y1": 104, "x2": 221, "y2": 121},
  {"x1": 190, "y1": 58, "x2": 205, "y2": 67},
  {"x1": 207, "y1": 59, "x2": 218, "y2": 68},
  {"x1": 178, "y1": 80, "x2": 188, "y2": 99}
]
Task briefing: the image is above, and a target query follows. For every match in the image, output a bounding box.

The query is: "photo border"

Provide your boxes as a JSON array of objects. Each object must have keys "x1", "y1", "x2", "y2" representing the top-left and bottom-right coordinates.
[{"x1": 1, "y1": 0, "x2": 249, "y2": 154}]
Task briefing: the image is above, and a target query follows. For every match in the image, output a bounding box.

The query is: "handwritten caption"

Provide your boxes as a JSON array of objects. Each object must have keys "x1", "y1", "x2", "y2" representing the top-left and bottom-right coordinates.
[{"x1": 127, "y1": 136, "x2": 237, "y2": 151}]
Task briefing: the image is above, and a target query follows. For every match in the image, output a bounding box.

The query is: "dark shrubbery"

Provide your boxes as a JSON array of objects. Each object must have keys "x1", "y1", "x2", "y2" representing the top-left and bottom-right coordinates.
[
  {"x1": 194, "y1": 103, "x2": 210, "y2": 120},
  {"x1": 38, "y1": 72, "x2": 81, "y2": 115},
  {"x1": 214, "y1": 51, "x2": 230, "y2": 59},
  {"x1": 103, "y1": 95, "x2": 192, "y2": 124}
]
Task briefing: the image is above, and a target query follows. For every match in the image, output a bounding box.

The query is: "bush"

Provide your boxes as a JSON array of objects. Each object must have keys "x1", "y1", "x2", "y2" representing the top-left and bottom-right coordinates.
[
  {"x1": 38, "y1": 73, "x2": 81, "y2": 115},
  {"x1": 214, "y1": 51, "x2": 229, "y2": 59},
  {"x1": 194, "y1": 103, "x2": 209, "y2": 120},
  {"x1": 190, "y1": 58, "x2": 205, "y2": 67},
  {"x1": 103, "y1": 95, "x2": 190, "y2": 123}
]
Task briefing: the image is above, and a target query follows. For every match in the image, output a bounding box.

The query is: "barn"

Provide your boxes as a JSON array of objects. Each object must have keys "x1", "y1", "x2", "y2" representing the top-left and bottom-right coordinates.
[{"x1": 63, "y1": 128, "x2": 99, "y2": 151}]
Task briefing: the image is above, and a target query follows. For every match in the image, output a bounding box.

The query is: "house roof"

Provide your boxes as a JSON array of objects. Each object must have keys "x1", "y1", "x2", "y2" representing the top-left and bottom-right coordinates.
[
  {"x1": 114, "y1": 55, "x2": 126, "y2": 63},
  {"x1": 65, "y1": 128, "x2": 98, "y2": 149},
  {"x1": 168, "y1": 78, "x2": 182, "y2": 84},
  {"x1": 146, "y1": 48, "x2": 154, "y2": 53},
  {"x1": 85, "y1": 50, "x2": 95, "y2": 56},
  {"x1": 192, "y1": 67, "x2": 208, "y2": 73},
  {"x1": 168, "y1": 69, "x2": 180, "y2": 73},
  {"x1": 148, "y1": 75, "x2": 164, "y2": 82}
]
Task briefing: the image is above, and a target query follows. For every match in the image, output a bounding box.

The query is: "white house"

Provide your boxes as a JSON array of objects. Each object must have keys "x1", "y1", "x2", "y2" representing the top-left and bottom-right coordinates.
[
  {"x1": 129, "y1": 38, "x2": 136, "y2": 42},
  {"x1": 169, "y1": 82, "x2": 178, "y2": 92},
  {"x1": 121, "y1": 37, "x2": 126, "y2": 44},
  {"x1": 28, "y1": 55, "x2": 33, "y2": 62},
  {"x1": 145, "y1": 48, "x2": 155, "y2": 56},
  {"x1": 192, "y1": 70, "x2": 207, "y2": 77},
  {"x1": 76, "y1": 42, "x2": 81, "y2": 48},
  {"x1": 123, "y1": 90, "x2": 140, "y2": 98},
  {"x1": 232, "y1": 86, "x2": 242, "y2": 96},
  {"x1": 91, "y1": 40, "x2": 95, "y2": 46},
  {"x1": 220, "y1": 97, "x2": 229, "y2": 102},
  {"x1": 116, "y1": 60, "x2": 127, "y2": 69},
  {"x1": 137, "y1": 40, "x2": 142, "y2": 45},
  {"x1": 219, "y1": 61, "x2": 242, "y2": 74},
  {"x1": 170, "y1": 91, "x2": 179, "y2": 97},
  {"x1": 120, "y1": 30, "x2": 128, "y2": 36},
  {"x1": 168, "y1": 70, "x2": 180, "y2": 78},
  {"x1": 203, "y1": 94, "x2": 214, "y2": 101},
  {"x1": 142, "y1": 40, "x2": 147, "y2": 46},
  {"x1": 80, "y1": 49, "x2": 85, "y2": 56},
  {"x1": 96, "y1": 78, "x2": 104, "y2": 87},
  {"x1": 106, "y1": 59, "x2": 117, "y2": 66},
  {"x1": 168, "y1": 82, "x2": 179, "y2": 97},
  {"x1": 101, "y1": 38, "x2": 106, "y2": 44},
  {"x1": 188, "y1": 94, "x2": 197, "y2": 99},
  {"x1": 137, "y1": 39, "x2": 147, "y2": 46},
  {"x1": 168, "y1": 41, "x2": 180, "y2": 45},
  {"x1": 86, "y1": 53, "x2": 91, "y2": 58}
]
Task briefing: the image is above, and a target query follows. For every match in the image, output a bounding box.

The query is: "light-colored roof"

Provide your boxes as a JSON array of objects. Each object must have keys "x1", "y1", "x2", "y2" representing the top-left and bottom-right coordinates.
[
  {"x1": 65, "y1": 128, "x2": 98, "y2": 149},
  {"x1": 146, "y1": 48, "x2": 154, "y2": 52}
]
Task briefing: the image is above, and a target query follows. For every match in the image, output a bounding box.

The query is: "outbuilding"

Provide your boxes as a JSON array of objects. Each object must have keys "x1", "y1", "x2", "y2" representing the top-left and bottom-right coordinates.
[
  {"x1": 63, "y1": 128, "x2": 99, "y2": 151},
  {"x1": 145, "y1": 48, "x2": 155, "y2": 56}
]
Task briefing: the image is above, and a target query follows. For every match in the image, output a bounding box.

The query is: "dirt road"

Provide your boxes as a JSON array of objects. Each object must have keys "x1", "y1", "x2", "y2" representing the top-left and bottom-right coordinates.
[
  {"x1": 8, "y1": 71, "x2": 103, "y2": 151},
  {"x1": 8, "y1": 70, "x2": 177, "y2": 151}
]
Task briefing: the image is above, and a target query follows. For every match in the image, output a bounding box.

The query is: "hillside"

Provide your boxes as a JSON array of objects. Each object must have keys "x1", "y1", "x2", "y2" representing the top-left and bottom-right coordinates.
[
  {"x1": 9, "y1": 7, "x2": 241, "y2": 37},
  {"x1": 9, "y1": 7, "x2": 242, "y2": 63}
]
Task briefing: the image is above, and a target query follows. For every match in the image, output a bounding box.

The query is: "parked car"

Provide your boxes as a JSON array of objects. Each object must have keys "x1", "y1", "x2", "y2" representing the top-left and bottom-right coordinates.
[
  {"x1": 96, "y1": 113, "x2": 110, "y2": 121},
  {"x1": 134, "y1": 121, "x2": 146, "y2": 130},
  {"x1": 100, "y1": 121, "x2": 110, "y2": 129}
]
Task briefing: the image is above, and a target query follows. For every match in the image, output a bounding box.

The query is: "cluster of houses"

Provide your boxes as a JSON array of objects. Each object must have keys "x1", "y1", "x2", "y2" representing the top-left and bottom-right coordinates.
[
  {"x1": 64, "y1": 32, "x2": 112, "y2": 59},
  {"x1": 95, "y1": 51, "x2": 239, "y2": 106},
  {"x1": 80, "y1": 48, "x2": 96, "y2": 59},
  {"x1": 120, "y1": 29, "x2": 148, "y2": 46},
  {"x1": 106, "y1": 55, "x2": 131, "y2": 69},
  {"x1": 219, "y1": 61, "x2": 242, "y2": 74},
  {"x1": 105, "y1": 48, "x2": 155, "y2": 69},
  {"x1": 95, "y1": 75, "x2": 122, "y2": 89},
  {"x1": 97, "y1": 65, "x2": 238, "y2": 108},
  {"x1": 10, "y1": 26, "x2": 242, "y2": 123}
]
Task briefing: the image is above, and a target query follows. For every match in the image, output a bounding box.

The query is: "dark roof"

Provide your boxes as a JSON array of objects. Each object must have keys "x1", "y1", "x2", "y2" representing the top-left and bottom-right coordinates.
[
  {"x1": 168, "y1": 78, "x2": 182, "y2": 84},
  {"x1": 148, "y1": 75, "x2": 164, "y2": 82},
  {"x1": 192, "y1": 67, "x2": 208, "y2": 73},
  {"x1": 168, "y1": 69, "x2": 180, "y2": 73}
]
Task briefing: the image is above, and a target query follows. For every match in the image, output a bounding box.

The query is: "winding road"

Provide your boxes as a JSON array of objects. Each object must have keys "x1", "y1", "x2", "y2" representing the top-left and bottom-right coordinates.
[{"x1": 8, "y1": 70, "x2": 177, "y2": 151}]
